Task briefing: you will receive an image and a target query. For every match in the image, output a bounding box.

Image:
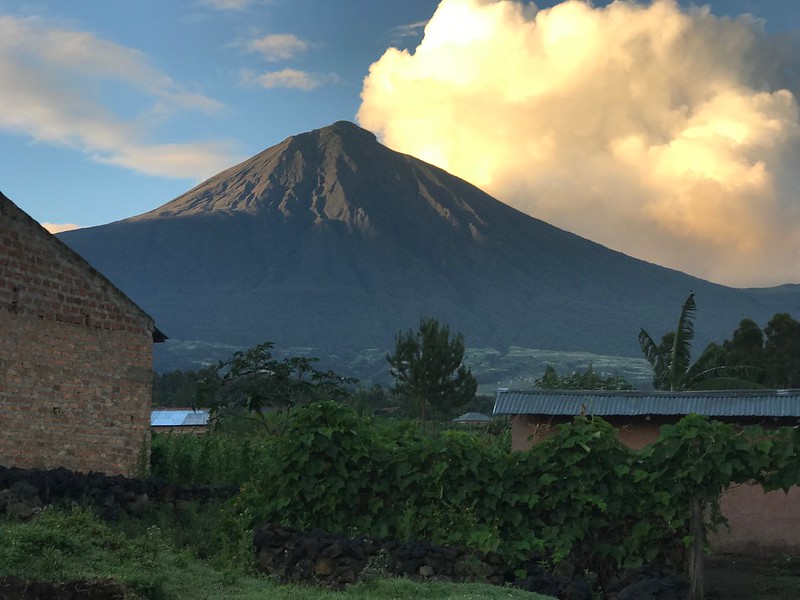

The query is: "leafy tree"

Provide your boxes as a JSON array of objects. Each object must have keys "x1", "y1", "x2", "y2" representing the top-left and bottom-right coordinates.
[
  {"x1": 639, "y1": 292, "x2": 762, "y2": 390},
  {"x1": 387, "y1": 317, "x2": 477, "y2": 422},
  {"x1": 764, "y1": 313, "x2": 800, "y2": 387},
  {"x1": 152, "y1": 367, "x2": 218, "y2": 407},
  {"x1": 196, "y1": 341, "x2": 357, "y2": 431},
  {"x1": 347, "y1": 383, "x2": 392, "y2": 416},
  {"x1": 724, "y1": 318, "x2": 766, "y2": 370},
  {"x1": 686, "y1": 313, "x2": 800, "y2": 388},
  {"x1": 535, "y1": 364, "x2": 634, "y2": 390}
]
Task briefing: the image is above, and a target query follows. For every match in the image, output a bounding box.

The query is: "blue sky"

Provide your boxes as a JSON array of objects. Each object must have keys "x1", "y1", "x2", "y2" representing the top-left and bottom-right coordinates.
[
  {"x1": 0, "y1": 0, "x2": 442, "y2": 227},
  {"x1": 2, "y1": 0, "x2": 800, "y2": 286}
]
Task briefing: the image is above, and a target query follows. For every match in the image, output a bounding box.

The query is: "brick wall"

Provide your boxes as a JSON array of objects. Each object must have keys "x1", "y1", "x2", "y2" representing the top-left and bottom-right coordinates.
[{"x1": 0, "y1": 194, "x2": 157, "y2": 476}]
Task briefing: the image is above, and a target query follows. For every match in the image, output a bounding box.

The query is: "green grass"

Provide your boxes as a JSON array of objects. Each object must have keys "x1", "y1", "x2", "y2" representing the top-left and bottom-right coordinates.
[{"x1": 0, "y1": 507, "x2": 554, "y2": 600}]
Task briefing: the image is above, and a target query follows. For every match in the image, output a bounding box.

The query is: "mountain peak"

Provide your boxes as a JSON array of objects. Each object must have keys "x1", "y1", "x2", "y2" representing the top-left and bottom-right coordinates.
[
  {"x1": 129, "y1": 121, "x2": 387, "y2": 222},
  {"x1": 317, "y1": 120, "x2": 378, "y2": 142},
  {"x1": 127, "y1": 120, "x2": 493, "y2": 240}
]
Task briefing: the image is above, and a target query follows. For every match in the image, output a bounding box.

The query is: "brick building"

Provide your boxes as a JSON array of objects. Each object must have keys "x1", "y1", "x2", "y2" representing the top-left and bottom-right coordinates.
[
  {"x1": 0, "y1": 192, "x2": 165, "y2": 476},
  {"x1": 494, "y1": 388, "x2": 800, "y2": 553}
]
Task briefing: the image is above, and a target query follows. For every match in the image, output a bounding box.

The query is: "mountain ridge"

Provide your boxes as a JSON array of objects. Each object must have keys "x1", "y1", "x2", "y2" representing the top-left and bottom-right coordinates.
[{"x1": 58, "y1": 121, "x2": 800, "y2": 373}]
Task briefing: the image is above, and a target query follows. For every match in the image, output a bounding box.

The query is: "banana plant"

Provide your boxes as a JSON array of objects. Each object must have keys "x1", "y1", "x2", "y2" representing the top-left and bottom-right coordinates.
[{"x1": 639, "y1": 292, "x2": 763, "y2": 390}]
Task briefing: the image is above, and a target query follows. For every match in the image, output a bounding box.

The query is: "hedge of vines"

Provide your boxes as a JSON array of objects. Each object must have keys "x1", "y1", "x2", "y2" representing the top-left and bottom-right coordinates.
[{"x1": 153, "y1": 401, "x2": 800, "y2": 580}]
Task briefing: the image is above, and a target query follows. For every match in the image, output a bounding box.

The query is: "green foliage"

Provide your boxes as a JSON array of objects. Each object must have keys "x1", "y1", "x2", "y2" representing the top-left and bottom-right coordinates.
[
  {"x1": 150, "y1": 431, "x2": 277, "y2": 486},
  {"x1": 764, "y1": 313, "x2": 800, "y2": 387},
  {"x1": 640, "y1": 292, "x2": 765, "y2": 390},
  {"x1": 387, "y1": 317, "x2": 477, "y2": 422},
  {"x1": 708, "y1": 313, "x2": 800, "y2": 388},
  {"x1": 535, "y1": 364, "x2": 634, "y2": 390},
  {"x1": 153, "y1": 367, "x2": 216, "y2": 407},
  {"x1": 196, "y1": 342, "x2": 357, "y2": 431},
  {"x1": 227, "y1": 404, "x2": 800, "y2": 583},
  {"x1": 240, "y1": 401, "x2": 387, "y2": 534},
  {"x1": 149, "y1": 402, "x2": 800, "y2": 588},
  {"x1": 346, "y1": 383, "x2": 392, "y2": 416},
  {"x1": 1, "y1": 507, "x2": 551, "y2": 600},
  {"x1": 0, "y1": 506, "x2": 234, "y2": 598}
]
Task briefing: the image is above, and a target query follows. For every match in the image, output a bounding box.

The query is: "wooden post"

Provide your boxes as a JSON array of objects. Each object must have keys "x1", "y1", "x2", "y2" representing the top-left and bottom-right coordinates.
[{"x1": 688, "y1": 495, "x2": 705, "y2": 600}]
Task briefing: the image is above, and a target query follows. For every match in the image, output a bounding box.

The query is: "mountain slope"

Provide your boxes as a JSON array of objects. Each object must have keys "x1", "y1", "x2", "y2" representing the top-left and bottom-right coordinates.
[{"x1": 58, "y1": 121, "x2": 800, "y2": 371}]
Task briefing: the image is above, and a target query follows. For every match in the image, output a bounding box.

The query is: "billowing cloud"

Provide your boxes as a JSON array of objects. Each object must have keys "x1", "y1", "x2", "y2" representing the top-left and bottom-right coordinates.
[
  {"x1": 0, "y1": 16, "x2": 241, "y2": 180},
  {"x1": 245, "y1": 68, "x2": 341, "y2": 91},
  {"x1": 358, "y1": 0, "x2": 800, "y2": 287},
  {"x1": 248, "y1": 34, "x2": 309, "y2": 61},
  {"x1": 42, "y1": 222, "x2": 81, "y2": 234}
]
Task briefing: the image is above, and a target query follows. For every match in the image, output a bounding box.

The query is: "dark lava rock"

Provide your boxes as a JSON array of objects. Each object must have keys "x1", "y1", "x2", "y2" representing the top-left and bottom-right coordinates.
[{"x1": 0, "y1": 576, "x2": 128, "y2": 599}]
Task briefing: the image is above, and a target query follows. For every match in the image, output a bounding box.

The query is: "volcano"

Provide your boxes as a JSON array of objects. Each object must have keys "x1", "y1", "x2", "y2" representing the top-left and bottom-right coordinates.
[{"x1": 58, "y1": 121, "x2": 800, "y2": 372}]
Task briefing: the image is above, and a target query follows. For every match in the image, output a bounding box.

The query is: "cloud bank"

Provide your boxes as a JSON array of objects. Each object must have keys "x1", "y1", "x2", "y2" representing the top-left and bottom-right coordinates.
[
  {"x1": 358, "y1": 0, "x2": 800, "y2": 287},
  {"x1": 0, "y1": 16, "x2": 240, "y2": 180}
]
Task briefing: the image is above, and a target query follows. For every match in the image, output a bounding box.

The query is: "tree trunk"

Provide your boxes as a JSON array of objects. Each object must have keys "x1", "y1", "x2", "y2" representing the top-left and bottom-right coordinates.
[{"x1": 688, "y1": 495, "x2": 705, "y2": 600}]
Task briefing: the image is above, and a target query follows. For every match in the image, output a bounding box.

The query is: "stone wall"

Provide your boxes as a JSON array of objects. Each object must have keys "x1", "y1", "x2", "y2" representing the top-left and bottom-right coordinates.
[{"x1": 0, "y1": 193, "x2": 157, "y2": 476}]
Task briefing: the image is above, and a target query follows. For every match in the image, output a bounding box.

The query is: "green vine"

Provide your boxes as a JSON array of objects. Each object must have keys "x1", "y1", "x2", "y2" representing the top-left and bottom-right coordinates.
[{"x1": 156, "y1": 401, "x2": 800, "y2": 585}]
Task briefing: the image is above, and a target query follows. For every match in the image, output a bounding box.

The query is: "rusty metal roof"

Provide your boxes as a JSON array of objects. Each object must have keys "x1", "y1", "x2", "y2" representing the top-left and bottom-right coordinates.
[
  {"x1": 493, "y1": 388, "x2": 800, "y2": 418},
  {"x1": 150, "y1": 409, "x2": 210, "y2": 427}
]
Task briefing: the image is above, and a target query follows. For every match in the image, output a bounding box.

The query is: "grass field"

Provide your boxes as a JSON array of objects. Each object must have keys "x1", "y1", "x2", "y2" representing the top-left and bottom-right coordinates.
[{"x1": 0, "y1": 507, "x2": 554, "y2": 600}]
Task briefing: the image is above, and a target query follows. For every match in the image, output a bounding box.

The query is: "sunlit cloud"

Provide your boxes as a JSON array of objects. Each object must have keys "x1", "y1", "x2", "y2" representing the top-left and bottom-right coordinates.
[
  {"x1": 0, "y1": 15, "x2": 241, "y2": 180},
  {"x1": 42, "y1": 222, "x2": 81, "y2": 234},
  {"x1": 359, "y1": 0, "x2": 800, "y2": 287},
  {"x1": 248, "y1": 34, "x2": 309, "y2": 62},
  {"x1": 244, "y1": 68, "x2": 342, "y2": 91}
]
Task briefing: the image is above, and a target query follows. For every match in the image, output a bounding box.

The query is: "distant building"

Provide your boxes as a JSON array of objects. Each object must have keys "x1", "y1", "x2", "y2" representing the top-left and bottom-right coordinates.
[
  {"x1": 151, "y1": 408, "x2": 210, "y2": 434},
  {"x1": 0, "y1": 192, "x2": 165, "y2": 476},
  {"x1": 452, "y1": 412, "x2": 491, "y2": 426},
  {"x1": 494, "y1": 388, "x2": 800, "y2": 553}
]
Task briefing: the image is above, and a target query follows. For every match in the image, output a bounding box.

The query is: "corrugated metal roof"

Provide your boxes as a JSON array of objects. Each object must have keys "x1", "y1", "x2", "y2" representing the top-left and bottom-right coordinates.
[
  {"x1": 151, "y1": 409, "x2": 210, "y2": 427},
  {"x1": 492, "y1": 389, "x2": 800, "y2": 418},
  {"x1": 453, "y1": 412, "x2": 492, "y2": 422}
]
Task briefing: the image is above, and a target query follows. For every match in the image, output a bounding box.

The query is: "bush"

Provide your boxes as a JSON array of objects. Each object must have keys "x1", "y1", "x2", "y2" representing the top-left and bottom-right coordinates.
[{"x1": 153, "y1": 401, "x2": 796, "y2": 585}]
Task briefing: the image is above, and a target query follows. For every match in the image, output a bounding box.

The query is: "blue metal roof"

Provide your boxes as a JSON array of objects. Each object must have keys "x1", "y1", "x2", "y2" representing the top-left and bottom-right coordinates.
[
  {"x1": 452, "y1": 412, "x2": 492, "y2": 422},
  {"x1": 150, "y1": 409, "x2": 210, "y2": 427},
  {"x1": 493, "y1": 389, "x2": 800, "y2": 418}
]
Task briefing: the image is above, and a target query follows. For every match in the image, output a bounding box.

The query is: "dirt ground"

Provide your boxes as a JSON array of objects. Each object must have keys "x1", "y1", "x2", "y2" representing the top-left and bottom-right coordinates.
[{"x1": 705, "y1": 554, "x2": 800, "y2": 599}]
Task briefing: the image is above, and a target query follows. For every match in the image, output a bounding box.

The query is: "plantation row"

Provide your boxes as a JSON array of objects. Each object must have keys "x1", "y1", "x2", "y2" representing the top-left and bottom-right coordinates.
[{"x1": 151, "y1": 401, "x2": 800, "y2": 585}]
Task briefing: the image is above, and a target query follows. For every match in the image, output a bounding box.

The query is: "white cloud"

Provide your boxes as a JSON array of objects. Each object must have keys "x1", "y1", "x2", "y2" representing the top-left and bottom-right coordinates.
[
  {"x1": 248, "y1": 34, "x2": 309, "y2": 62},
  {"x1": 0, "y1": 16, "x2": 240, "y2": 180},
  {"x1": 358, "y1": 0, "x2": 800, "y2": 287},
  {"x1": 42, "y1": 222, "x2": 81, "y2": 234},
  {"x1": 198, "y1": 0, "x2": 254, "y2": 10},
  {"x1": 389, "y1": 20, "x2": 429, "y2": 44},
  {"x1": 248, "y1": 68, "x2": 341, "y2": 91},
  {"x1": 94, "y1": 140, "x2": 241, "y2": 179}
]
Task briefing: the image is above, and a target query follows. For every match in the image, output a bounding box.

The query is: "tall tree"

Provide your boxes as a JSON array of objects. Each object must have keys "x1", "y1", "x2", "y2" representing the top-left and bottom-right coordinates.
[
  {"x1": 764, "y1": 313, "x2": 800, "y2": 387},
  {"x1": 387, "y1": 317, "x2": 477, "y2": 422},
  {"x1": 639, "y1": 293, "x2": 762, "y2": 391}
]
